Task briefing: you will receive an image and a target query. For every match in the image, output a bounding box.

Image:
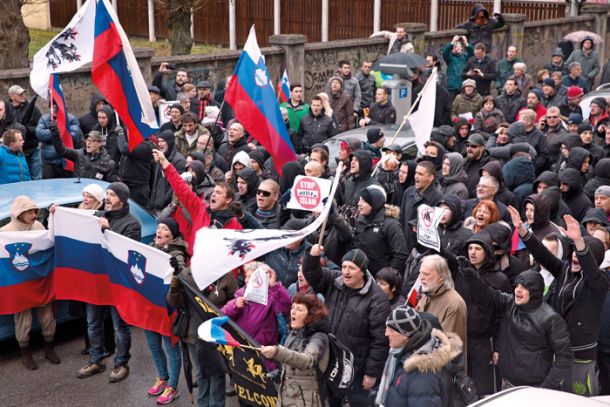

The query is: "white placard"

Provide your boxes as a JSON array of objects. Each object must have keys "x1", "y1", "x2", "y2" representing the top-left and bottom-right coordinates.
[
  {"x1": 416, "y1": 205, "x2": 447, "y2": 252},
  {"x1": 286, "y1": 175, "x2": 332, "y2": 212},
  {"x1": 158, "y1": 100, "x2": 178, "y2": 125},
  {"x1": 243, "y1": 267, "x2": 269, "y2": 305}
]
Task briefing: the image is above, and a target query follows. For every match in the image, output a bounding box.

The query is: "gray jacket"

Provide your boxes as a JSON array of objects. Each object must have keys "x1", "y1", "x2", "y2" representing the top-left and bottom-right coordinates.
[
  {"x1": 355, "y1": 71, "x2": 376, "y2": 110},
  {"x1": 325, "y1": 74, "x2": 362, "y2": 111},
  {"x1": 566, "y1": 49, "x2": 600, "y2": 84}
]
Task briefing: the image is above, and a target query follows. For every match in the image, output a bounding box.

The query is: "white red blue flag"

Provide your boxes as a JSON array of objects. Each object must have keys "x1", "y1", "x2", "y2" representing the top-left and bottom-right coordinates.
[
  {"x1": 49, "y1": 74, "x2": 75, "y2": 172},
  {"x1": 198, "y1": 316, "x2": 242, "y2": 347},
  {"x1": 225, "y1": 26, "x2": 297, "y2": 175},
  {"x1": 277, "y1": 69, "x2": 290, "y2": 103}
]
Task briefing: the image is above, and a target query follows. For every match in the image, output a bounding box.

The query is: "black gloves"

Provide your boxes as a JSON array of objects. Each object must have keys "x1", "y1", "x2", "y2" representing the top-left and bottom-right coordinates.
[
  {"x1": 49, "y1": 121, "x2": 59, "y2": 137},
  {"x1": 169, "y1": 256, "x2": 181, "y2": 275},
  {"x1": 230, "y1": 201, "x2": 244, "y2": 220}
]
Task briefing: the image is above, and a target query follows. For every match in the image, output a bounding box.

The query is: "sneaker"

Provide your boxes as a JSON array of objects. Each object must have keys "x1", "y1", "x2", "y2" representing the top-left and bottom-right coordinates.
[
  {"x1": 156, "y1": 387, "x2": 178, "y2": 405},
  {"x1": 77, "y1": 362, "x2": 106, "y2": 379},
  {"x1": 108, "y1": 365, "x2": 130, "y2": 383},
  {"x1": 148, "y1": 378, "x2": 168, "y2": 396}
]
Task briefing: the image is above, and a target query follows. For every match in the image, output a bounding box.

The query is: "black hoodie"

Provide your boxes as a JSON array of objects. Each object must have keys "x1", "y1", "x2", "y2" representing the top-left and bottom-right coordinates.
[
  {"x1": 565, "y1": 146, "x2": 592, "y2": 184},
  {"x1": 236, "y1": 167, "x2": 260, "y2": 215},
  {"x1": 439, "y1": 195, "x2": 473, "y2": 255},
  {"x1": 523, "y1": 193, "x2": 560, "y2": 241},
  {"x1": 455, "y1": 4, "x2": 505, "y2": 53},
  {"x1": 93, "y1": 104, "x2": 121, "y2": 166},
  {"x1": 584, "y1": 158, "x2": 610, "y2": 200},
  {"x1": 79, "y1": 93, "x2": 107, "y2": 135},
  {"x1": 343, "y1": 150, "x2": 380, "y2": 207},
  {"x1": 559, "y1": 168, "x2": 593, "y2": 221}
]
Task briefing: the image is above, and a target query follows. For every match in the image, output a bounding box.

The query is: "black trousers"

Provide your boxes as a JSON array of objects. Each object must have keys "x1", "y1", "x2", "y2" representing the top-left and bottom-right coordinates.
[{"x1": 468, "y1": 336, "x2": 500, "y2": 397}]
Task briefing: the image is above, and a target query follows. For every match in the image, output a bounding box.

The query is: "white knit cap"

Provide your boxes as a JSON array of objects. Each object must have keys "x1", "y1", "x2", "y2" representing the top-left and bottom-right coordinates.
[{"x1": 82, "y1": 184, "x2": 105, "y2": 203}]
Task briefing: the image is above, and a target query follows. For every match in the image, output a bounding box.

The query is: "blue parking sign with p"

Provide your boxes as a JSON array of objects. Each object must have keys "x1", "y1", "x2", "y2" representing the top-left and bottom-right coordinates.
[{"x1": 399, "y1": 88, "x2": 408, "y2": 99}]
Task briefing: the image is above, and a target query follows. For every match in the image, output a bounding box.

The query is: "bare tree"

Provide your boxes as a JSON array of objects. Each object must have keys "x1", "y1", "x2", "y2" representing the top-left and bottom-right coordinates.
[
  {"x1": 0, "y1": 0, "x2": 31, "y2": 69},
  {"x1": 162, "y1": 0, "x2": 193, "y2": 55}
]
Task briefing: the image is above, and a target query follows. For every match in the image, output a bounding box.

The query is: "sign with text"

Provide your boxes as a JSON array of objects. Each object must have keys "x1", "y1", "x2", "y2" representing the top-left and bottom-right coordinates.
[
  {"x1": 287, "y1": 175, "x2": 332, "y2": 212},
  {"x1": 243, "y1": 267, "x2": 269, "y2": 306},
  {"x1": 417, "y1": 205, "x2": 447, "y2": 252},
  {"x1": 158, "y1": 100, "x2": 178, "y2": 125}
]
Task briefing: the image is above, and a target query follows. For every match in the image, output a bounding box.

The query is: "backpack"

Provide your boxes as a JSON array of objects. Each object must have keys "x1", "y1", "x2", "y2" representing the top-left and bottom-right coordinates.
[{"x1": 316, "y1": 333, "x2": 355, "y2": 400}]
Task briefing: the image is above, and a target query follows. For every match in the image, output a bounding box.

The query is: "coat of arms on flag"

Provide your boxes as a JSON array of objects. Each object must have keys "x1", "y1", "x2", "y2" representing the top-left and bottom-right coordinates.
[
  {"x1": 5, "y1": 243, "x2": 32, "y2": 272},
  {"x1": 128, "y1": 250, "x2": 146, "y2": 285}
]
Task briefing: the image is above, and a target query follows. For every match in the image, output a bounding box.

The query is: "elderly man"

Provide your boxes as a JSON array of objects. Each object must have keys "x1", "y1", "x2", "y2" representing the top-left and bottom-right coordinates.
[
  {"x1": 462, "y1": 174, "x2": 511, "y2": 222},
  {"x1": 595, "y1": 186, "x2": 610, "y2": 222},
  {"x1": 303, "y1": 244, "x2": 390, "y2": 407},
  {"x1": 217, "y1": 122, "x2": 251, "y2": 164},
  {"x1": 496, "y1": 45, "x2": 523, "y2": 93}
]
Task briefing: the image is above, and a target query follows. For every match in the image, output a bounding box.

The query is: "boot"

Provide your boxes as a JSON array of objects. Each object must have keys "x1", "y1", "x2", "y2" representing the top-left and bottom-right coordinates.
[
  {"x1": 20, "y1": 347, "x2": 37, "y2": 370},
  {"x1": 43, "y1": 340, "x2": 61, "y2": 364}
]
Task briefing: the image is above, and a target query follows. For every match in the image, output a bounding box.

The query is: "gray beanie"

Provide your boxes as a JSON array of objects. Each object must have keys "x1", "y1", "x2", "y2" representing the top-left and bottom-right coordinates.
[{"x1": 386, "y1": 305, "x2": 422, "y2": 337}]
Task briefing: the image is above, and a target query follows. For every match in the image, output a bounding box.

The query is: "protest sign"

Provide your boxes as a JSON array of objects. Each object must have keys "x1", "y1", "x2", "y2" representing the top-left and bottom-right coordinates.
[
  {"x1": 416, "y1": 204, "x2": 447, "y2": 251},
  {"x1": 287, "y1": 175, "x2": 332, "y2": 212},
  {"x1": 243, "y1": 267, "x2": 269, "y2": 305},
  {"x1": 158, "y1": 100, "x2": 178, "y2": 125}
]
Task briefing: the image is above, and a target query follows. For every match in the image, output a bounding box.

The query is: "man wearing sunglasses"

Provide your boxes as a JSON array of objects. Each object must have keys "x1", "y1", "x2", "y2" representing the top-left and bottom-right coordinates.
[{"x1": 254, "y1": 179, "x2": 284, "y2": 229}]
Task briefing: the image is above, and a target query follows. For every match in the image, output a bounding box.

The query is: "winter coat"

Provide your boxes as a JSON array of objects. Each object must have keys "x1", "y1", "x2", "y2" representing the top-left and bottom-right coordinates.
[
  {"x1": 325, "y1": 74, "x2": 362, "y2": 112},
  {"x1": 273, "y1": 321, "x2": 330, "y2": 407},
  {"x1": 502, "y1": 156, "x2": 535, "y2": 206},
  {"x1": 12, "y1": 99, "x2": 42, "y2": 155},
  {"x1": 442, "y1": 42, "x2": 475, "y2": 92},
  {"x1": 584, "y1": 158, "x2": 610, "y2": 200},
  {"x1": 354, "y1": 205, "x2": 408, "y2": 276},
  {"x1": 384, "y1": 329, "x2": 460, "y2": 407},
  {"x1": 545, "y1": 124, "x2": 568, "y2": 161},
  {"x1": 95, "y1": 204, "x2": 141, "y2": 241},
  {"x1": 400, "y1": 183, "x2": 443, "y2": 251},
  {"x1": 342, "y1": 150, "x2": 380, "y2": 207},
  {"x1": 265, "y1": 241, "x2": 310, "y2": 287},
  {"x1": 355, "y1": 71, "x2": 376, "y2": 110},
  {"x1": 438, "y1": 195, "x2": 473, "y2": 255},
  {"x1": 559, "y1": 168, "x2": 593, "y2": 222},
  {"x1": 151, "y1": 71, "x2": 180, "y2": 101},
  {"x1": 162, "y1": 162, "x2": 242, "y2": 255},
  {"x1": 463, "y1": 151, "x2": 492, "y2": 197},
  {"x1": 511, "y1": 125, "x2": 549, "y2": 174},
  {"x1": 236, "y1": 167, "x2": 260, "y2": 215},
  {"x1": 451, "y1": 91, "x2": 482, "y2": 122},
  {"x1": 455, "y1": 4, "x2": 505, "y2": 52},
  {"x1": 0, "y1": 196, "x2": 45, "y2": 231},
  {"x1": 0, "y1": 145, "x2": 31, "y2": 185},
  {"x1": 522, "y1": 230, "x2": 608, "y2": 360},
  {"x1": 496, "y1": 90, "x2": 526, "y2": 124},
  {"x1": 51, "y1": 132, "x2": 117, "y2": 182},
  {"x1": 541, "y1": 90, "x2": 564, "y2": 108},
  {"x1": 522, "y1": 194, "x2": 561, "y2": 242},
  {"x1": 462, "y1": 55, "x2": 497, "y2": 96},
  {"x1": 368, "y1": 101, "x2": 396, "y2": 125},
  {"x1": 93, "y1": 105, "x2": 121, "y2": 167},
  {"x1": 78, "y1": 93, "x2": 106, "y2": 136},
  {"x1": 302, "y1": 251, "x2": 391, "y2": 379},
  {"x1": 117, "y1": 130, "x2": 153, "y2": 188},
  {"x1": 566, "y1": 47, "x2": 600, "y2": 87},
  {"x1": 438, "y1": 153, "x2": 469, "y2": 200},
  {"x1": 462, "y1": 268, "x2": 573, "y2": 388},
  {"x1": 36, "y1": 112, "x2": 82, "y2": 165},
  {"x1": 496, "y1": 57, "x2": 523, "y2": 93},
  {"x1": 150, "y1": 147, "x2": 186, "y2": 212},
  {"x1": 508, "y1": 73, "x2": 534, "y2": 98},
  {"x1": 280, "y1": 100, "x2": 310, "y2": 133},
  {"x1": 329, "y1": 90, "x2": 355, "y2": 132},
  {"x1": 297, "y1": 111, "x2": 338, "y2": 153},
  {"x1": 474, "y1": 108, "x2": 505, "y2": 139},
  {"x1": 175, "y1": 125, "x2": 211, "y2": 158},
  {"x1": 217, "y1": 136, "x2": 252, "y2": 166},
  {"x1": 222, "y1": 283, "x2": 291, "y2": 347}
]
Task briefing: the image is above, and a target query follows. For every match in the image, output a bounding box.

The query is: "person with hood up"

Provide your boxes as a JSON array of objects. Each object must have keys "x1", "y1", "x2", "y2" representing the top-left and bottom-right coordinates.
[
  {"x1": 78, "y1": 93, "x2": 107, "y2": 135},
  {"x1": 303, "y1": 245, "x2": 391, "y2": 406},
  {"x1": 554, "y1": 132, "x2": 584, "y2": 174},
  {"x1": 502, "y1": 151, "x2": 536, "y2": 207},
  {"x1": 474, "y1": 95, "x2": 505, "y2": 139},
  {"x1": 585, "y1": 158, "x2": 610, "y2": 200},
  {"x1": 451, "y1": 78, "x2": 482, "y2": 122},
  {"x1": 377, "y1": 306, "x2": 462, "y2": 407},
  {"x1": 456, "y1": 3, "x2": 504, "y2": 52},
  {"x1": 150, "y1": 130, "x2": 186, "y2": 214},
  {"x1": 485, "y1": 221, "x2": 527, "y2": 285},
  {"x1": 559, "y1": 168, "x2": 593, "y2": 222},
  {"x1": 522, "y1": 193, "x2": 562, "y2": 242},
  {"x1": 496, "y1": 78, "x2": 526, "y2": 124},
  {"x1": 438, "y1": 195, "x2": 473, "y2": 255},
  {"x1": 509, "y1": 207, "x2": 608, "y2": 396},
  {"x1": 420, "y1": 140, "x2": 447, "y2": 173},
  {"x1": 116, "y1": 126, "x2": 154, "y2": 209},
  {"x1": 581, "y1": 208, "x2": 609, "y2": 237},
  {"x1": 1, "y1": 196, "x2": 60, "y2": 370},
  {"x1": 439, "y1": 152, "x2": 469, "y2": 199},
  {"x1": 235, "y1": 167, "x2": 260, "y2": 215},
  {"x1": 353, "y1": 186, "x2": 408, "y2": 276},
  {"x1": 566, "y1": 36, "x2": 601, "y2": 92},
  {"x1": 565, "y1": 146, "x2": 593, "y2": 185},
  {"x1": 545, "y1": 48, "x2": 568, "y2": 75},
  {"x1": 453, "y1": 116, "x2": 473, "y2": 154},
  {"x1": 443, "y1": 35, "x2": 474, "y2": 99},
  {"x1": 328, "y1": 76, "x2": 355, "y2": 132},
  {"x1": 225, "y1": 149, "x2": 251, "y2": 187},
  {"x1": 341, "y1": 149, "x2": 380, "y2": 212},
  {"x1": 93, "y1": 105, "x2": 121, "y2": 168},
  {"x1": 388, "y1": 159, "x2": 415, "y2": 207}
]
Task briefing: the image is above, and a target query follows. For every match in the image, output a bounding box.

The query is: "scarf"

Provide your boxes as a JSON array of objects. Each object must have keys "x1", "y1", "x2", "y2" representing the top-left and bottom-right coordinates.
[{"x1": 375, "y1": 347, "x2": 403, "y2": 406}]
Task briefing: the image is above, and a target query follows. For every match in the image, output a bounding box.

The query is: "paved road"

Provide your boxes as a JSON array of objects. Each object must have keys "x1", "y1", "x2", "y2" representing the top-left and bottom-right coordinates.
[{"x1": 0, "y1": 324, "x2": 239, "y2": 407}]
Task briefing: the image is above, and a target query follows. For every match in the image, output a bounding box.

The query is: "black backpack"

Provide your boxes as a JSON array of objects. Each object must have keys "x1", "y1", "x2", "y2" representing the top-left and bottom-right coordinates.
[
  {"x1": 317, "y1": 333, "x2": 355, "y2": 400},
  {"x1": 448, "y1": 358, "x2": 477, "y2": 407}
]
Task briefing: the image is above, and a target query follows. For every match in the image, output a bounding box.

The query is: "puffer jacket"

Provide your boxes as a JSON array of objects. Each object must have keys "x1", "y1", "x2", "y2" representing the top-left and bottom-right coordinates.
[
  {"x1": 273, "y1": 320, "x2": 330, "y2": 407},
  {"x1": 51, "y1": 132, "x2": 117, "y2": 181},
  {"x1": 442, "y1": 42, "x2": 475, "y2": 92},
  {"x1": 474, "y1": 108, "x2": 505, "y2": 139},
  {"x1": 36, "y1": 112, "x2": 82, "y2": 165},
  {"x1": 559, "y1": 168, "x2": 593, "y2": 222},
  {"x1": 522, "y1": 230, "x2": 608, "y2": 360},
  {"x1": 584, "y1": 158, "x2": 610, "y2": 200},
  {"x1": 462, "y1": 268, "x2": 573, "y2": 388},
  {"x1": 0, "y1": 196, "x2": 45, "y2": 231},
  {"x1": 0, "y1": 145, "x2": 31, "y2": 185},
  {"x1": 455, "y1": 4, "x2": 505, "y2": 52},
  {"x1": 302, "y1": 250, "x2": 391, "y2": 380},
  {"x1": 368, "y1": 101, "x2": 396, "y2": 125},
  {"x1": 297, "y1": 110, "x2": 338, "y2": 153},
  {"x1": 439, "y1": 152, "x2": 469, "y2": 199},
  {"x1": 496, "y1": 89, "x2": 526, "y2": 124}
]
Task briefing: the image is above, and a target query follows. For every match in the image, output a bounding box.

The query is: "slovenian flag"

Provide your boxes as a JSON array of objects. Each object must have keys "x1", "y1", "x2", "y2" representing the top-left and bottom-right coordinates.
[
  {"x1": 277, "y1": 69, "x2": 290, "y2": 103},
  {"x1": 407, "y1": 277, "x2": 422, "y2": 307},
  {"x1": 53, "y1": 207, "x2": 175, "y2": 338},
  {"x1": 49, "y1": 73, "x2": 75, "y2": 172},
  {"x1": 0, "y1": 230, "x2": 55, "y2": 315},
  {"x1": 225, "y1": 26, "x2": 297, "y2": 175},
  {"x1": 92, "y1": 0, "x2": 158, "y2": 151},
  {"x1": 198, "y1": 316, "x2": 242, "y2": 347}
]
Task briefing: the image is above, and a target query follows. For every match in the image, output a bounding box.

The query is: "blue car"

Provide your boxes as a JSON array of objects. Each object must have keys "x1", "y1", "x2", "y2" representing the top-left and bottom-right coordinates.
[{"x1": 0, "y1": 178, "x2": 158, "y2": 342}]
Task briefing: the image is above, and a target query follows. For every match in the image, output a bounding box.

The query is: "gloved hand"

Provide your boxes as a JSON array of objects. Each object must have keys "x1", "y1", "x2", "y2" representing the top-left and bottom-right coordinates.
[
  {"x1": 230, "y1": 201, "x2": 244, "y2": 220},
  {"x1": 49, "y1": 121, "x2": 59, "y2": 137},
  {"x1": 115, "y1": 126, "x2": 125, "y2": 138},
  {"x1": 456, "y1": 256, "x2": 473, "y2": 273},
  {"x1": 169, "y1": 256, "x2": 181, "y2": 275},
  {"x1": 170, "y1": 275, "x2": 180, "y2": 293}
]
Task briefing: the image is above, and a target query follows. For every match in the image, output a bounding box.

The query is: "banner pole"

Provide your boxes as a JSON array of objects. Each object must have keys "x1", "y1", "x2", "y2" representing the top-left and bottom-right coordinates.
[{"x1": 317, "y1": 161, "x2": 343, "y2": 246}]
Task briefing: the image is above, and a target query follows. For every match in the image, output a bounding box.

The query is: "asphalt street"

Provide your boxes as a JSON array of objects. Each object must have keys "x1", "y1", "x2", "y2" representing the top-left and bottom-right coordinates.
[{"x1": 0, "y1": 322, "x2": 240, "y2": 407}]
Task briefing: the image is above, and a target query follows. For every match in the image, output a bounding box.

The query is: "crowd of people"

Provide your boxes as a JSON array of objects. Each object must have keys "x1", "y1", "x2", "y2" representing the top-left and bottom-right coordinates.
[{"x1": 2, "y1": 3, "x2": 610, "y2": 406}]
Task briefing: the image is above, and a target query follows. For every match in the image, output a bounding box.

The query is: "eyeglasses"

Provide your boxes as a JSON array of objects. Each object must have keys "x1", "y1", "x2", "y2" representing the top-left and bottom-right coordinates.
[
  {"x1": 477, "y1": 184, "x2": 492, "y2": 189},
  {"x1": 256, "y1": 189, "x2": 272, "y2": 197}
]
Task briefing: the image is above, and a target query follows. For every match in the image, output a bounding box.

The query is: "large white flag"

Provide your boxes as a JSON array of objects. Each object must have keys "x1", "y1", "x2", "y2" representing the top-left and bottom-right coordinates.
[
  {"x1": 408, "y1": 69, "x2": 437, "y2": 154},
  {"x1": 190, "y1": 164, "x2": 342, "y2": 291},
  {"x1": 30, "y1": 0, "x2": 96, "y2": 98}
]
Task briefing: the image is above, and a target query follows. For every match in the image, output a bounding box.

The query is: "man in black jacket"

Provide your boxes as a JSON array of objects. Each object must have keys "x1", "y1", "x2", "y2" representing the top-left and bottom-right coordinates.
[
  {"x1": 509, "y1": 207, "x2": 608, "y2": 396},
  {"x1": 297, "y1": 96, "x2": 337, "y2": 153},
  {"x1": 359, "y1": 87, "x2": 396, "y2": 127},
  {"x1": 78, "y1": 182, "x2": 141, "y2": 383},
  {"x1": 8, "y1": 85, "x2": 42, "y2": 179},
  {"x1": 117, "y1": 128, "x2": 154, "y2": 209},
  {"x1": 438, "y1": 195, "x2": 473, "y2": 255},
  {"x1": 496, "y1": 79, "x2": 526, "y2": 124},
  {"x1": 52, "y1": 130, "x2": 116, "y2": 182},
  {"x1": 462, "y1": 42, "x2": 497, "y2": 97},
  {"x1": 303, "y1": 245, "x2": 390, "y2": 407},
  {"x1": 463, "y1": 133, "x2": 492, "y2": 197}
]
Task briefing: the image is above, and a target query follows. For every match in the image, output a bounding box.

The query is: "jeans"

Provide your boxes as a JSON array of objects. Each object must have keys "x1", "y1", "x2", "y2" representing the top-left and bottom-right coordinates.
[
  {"x1": 26, "y1": 146, "x2": 41, "y2": 180},
  {"x1": 144, "y1": 330, "x2": 181, "y2": 389},
  {"x1": 188, "y1": 343, "x2": 225, "y2": 407},
  {"x1": 87, "y1": 304, "x2": 131, "y2": 366}
]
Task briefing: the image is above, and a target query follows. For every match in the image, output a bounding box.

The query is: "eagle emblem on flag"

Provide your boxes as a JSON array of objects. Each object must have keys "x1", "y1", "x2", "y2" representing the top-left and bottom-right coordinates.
[
  {"x1": 46, "y1": 27, "x2": 82, "y2": 70},
  {"x1": 5, "y1": 243, "x2": 33, "y2": 272},
  {"x1": 128, "y1": 250, "x2": 146, "y2": 285}
]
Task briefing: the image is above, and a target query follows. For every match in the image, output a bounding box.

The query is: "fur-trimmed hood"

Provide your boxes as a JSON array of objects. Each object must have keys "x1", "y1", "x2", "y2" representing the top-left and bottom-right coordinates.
[
  {"x1": 404, "y1": 329, "x2": 462, "y2": 374},
  {"x1": 385, "y1": 204, "x2": 400, "y2": 219}
]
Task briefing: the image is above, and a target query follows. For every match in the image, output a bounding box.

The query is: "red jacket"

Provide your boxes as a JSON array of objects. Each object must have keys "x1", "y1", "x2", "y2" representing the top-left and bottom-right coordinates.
[
  {"x1": 516, "y1": 103, "x2": 547, "y2": 124},
  {"x1": 163, "y1": 163, "x2": 242, "y2": 256}
]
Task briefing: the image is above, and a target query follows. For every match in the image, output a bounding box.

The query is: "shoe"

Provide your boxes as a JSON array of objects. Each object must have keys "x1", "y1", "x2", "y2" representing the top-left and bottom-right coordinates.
[
  {"x1": 43, "y1": 340, "x2": 61, "y2": 364},
  {"x1": 77, "y1": 362, "x2": 106, "y2": 379},
  {"x1": 20, "y1": 347, "x2": 37, "y2": 371},
  {"x1": 148, "y1": 378, "x2": 168, "y2": 396},
  {"x1": 80, "y1": 348, "x2": 90, "y2": 355},
  {"x1": 156, "y1": 387, "x2": 178, "y2": 405},
  {"x1": 109, "y1": 365, "x2": 130, "y2": 383}
]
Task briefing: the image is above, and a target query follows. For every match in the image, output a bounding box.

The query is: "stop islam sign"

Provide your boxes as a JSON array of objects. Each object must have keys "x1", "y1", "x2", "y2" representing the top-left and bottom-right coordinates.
[{"x1": 287, "y1": 175, "x2": 332, "y2": 212}]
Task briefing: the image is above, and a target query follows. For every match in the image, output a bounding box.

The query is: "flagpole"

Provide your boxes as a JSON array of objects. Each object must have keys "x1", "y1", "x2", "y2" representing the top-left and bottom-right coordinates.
[
  {"x1": 202, "y1": 100, "x2": 225, "y2": 154},
  {"x1": 317, "y1": 161, "x2": 343, "y2": 246},
  {"x1": 49, "y1": 88, "x2": 55, "y2": 123},
  {"x1": 371, "y1": 68, "x2": 437, "y2": 177}
]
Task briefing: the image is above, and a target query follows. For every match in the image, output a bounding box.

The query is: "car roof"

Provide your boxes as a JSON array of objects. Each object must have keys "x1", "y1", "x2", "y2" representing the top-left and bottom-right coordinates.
[
  {"x1": 579, "y1": 89, "x2": 610, "y2": 120},
  {"x1": 328, "y1": 123, "x2": 415, "y2": 146},
  {"x1": 469, "y1": 386, "x2": 610, "y2": 406}
]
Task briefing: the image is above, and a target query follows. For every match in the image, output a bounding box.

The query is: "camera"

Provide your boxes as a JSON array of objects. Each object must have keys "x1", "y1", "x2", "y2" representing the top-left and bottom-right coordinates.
[{"x1": 167, "y1": 63, "x2": 176, "y2": 70}]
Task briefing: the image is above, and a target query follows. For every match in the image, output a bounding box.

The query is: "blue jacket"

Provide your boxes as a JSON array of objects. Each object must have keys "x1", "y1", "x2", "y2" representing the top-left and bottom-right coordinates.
[
  {"x1": 0, "y1": 145, "x2": 31, "y2": 184},
  {"x1": 36, "y1": 113, "x2": 81, "y2": 165}
]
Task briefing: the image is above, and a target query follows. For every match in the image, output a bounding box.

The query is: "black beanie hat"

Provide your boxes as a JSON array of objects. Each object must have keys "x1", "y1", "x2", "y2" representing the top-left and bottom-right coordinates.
[
  {"x1": 367, "y1": 127, "x2": 384, "y2": 144},
  {"x1": 360, "y1": 186, "x2": 386, "y2": 214},
  {"x1": 158, "y1": 130, "x2": 176, "y2": 151},
  {"x1": 342, "y1": 248, "x2": 368, "y2": 271},
  {"x1": 591, "y1": 97, "x2": 608, "y2": 110},
  {"x1": 107, "y1": 182, "x2": 130, "y2": 205},
  {"x1": 158, "y1": 217, "x2": 180, "y2": 239}
]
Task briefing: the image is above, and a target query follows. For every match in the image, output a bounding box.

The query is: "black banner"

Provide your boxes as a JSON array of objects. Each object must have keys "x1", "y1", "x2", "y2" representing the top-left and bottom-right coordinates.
[{"x1": 180, "y1": 279, "x2": 279, "y2": 406}]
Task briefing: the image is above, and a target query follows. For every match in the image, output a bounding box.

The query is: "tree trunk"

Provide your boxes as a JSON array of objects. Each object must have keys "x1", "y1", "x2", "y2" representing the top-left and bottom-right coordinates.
[
  {"x1": 167, "y1": 0, "x2": 193, "y2": 55},
  {"x1": 0, "y1": 0, "x2": 30, "y2": 69}
]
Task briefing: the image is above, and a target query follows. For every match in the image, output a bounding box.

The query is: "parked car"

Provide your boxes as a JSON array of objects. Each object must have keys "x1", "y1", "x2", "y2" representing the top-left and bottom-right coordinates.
[
  {"x1": 0, "y1": 178, "x2": 158, "y2": 342},
  {"x1": 323, "y1": 123, "x2": 419, "y2": 170},
  {"x1": 579, "y1": 83, "x2": 610, "y2": 120},
  {"x1": 470, "y1": 386, "x2": 610, "y2": 406}
]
